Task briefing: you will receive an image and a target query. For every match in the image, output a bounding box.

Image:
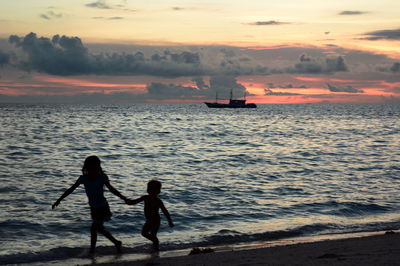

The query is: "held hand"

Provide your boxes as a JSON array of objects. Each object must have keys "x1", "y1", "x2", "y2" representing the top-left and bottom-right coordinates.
[{"x1": 124, "y1": 199, "x2": 132, "y2": 205}]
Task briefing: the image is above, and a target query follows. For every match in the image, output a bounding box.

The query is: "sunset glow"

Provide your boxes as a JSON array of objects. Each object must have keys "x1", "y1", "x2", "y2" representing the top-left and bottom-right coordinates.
[{"x1": 0, "y1": 0, "x2": 399, "y2": 103}]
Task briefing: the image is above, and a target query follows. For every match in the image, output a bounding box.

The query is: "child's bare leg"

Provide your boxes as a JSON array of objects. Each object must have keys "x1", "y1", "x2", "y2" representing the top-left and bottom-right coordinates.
[
  {"x1": 142, "y1": 231, "x2": 159, "y2": 250},
  {"x1": 142, "y1": 223, "x2": 159, "y2": 250},
  {"x1": 150, "y1": 227, "x2": 159, "y2": 251},
  {"x1": 141, "y1": 223, "x2": 159, "y2": 251}
]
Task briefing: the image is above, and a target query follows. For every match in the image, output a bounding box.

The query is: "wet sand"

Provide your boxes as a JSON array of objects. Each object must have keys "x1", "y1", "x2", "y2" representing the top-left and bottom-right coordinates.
[{"x1": 95, "y1": 232, "x2": 400, "y2": 266}]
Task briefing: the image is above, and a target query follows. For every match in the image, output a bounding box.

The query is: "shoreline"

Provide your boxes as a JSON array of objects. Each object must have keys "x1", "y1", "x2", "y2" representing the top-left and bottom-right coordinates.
[
  {"x1": 9, "y1": 231, "x2": 399, "y2": 265},
  {"x1": 86, "y1": 231, "x2": 400, "y2": 266}
]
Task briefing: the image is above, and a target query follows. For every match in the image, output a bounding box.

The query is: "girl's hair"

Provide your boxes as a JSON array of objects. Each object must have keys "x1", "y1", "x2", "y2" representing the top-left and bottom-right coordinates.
[{"x1": 82, "y1": 155, "x2": 105, "y2": 175}]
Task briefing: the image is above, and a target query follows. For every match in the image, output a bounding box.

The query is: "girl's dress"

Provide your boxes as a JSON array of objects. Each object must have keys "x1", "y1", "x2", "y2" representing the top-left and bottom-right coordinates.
[{"x1": 77, "y1": 174, "x2": 112, "y2": 221}]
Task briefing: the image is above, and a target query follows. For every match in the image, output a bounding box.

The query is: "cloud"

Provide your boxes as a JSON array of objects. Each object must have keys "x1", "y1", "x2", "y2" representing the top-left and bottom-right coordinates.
[
  {"x1": 85, "y1": 0, "x2": 111, "y2": 9},
  {"x1": 0, "y1": 92, "x2": 141, "y2": 103},
  {"x1": 217, "y1": 49, "x2": 268, "y2": 75},
  {"x1": 93, "y1": 16, "x2": 124, "y2": 20},
  {"x1": 361, "y1": 29, "x2": 400, "y2": 40},
  {"x1": 266, "y1": 83, "x2": 309, "y2": 89},
  {"x1": 147, "y1": 75, "x2": 251, "y2": 99},
  {"x1": 390, "y1": 62, "x2": 400, "y2": 72},
  {"x1": 192, "y1": 77, "x2": 209, "y2": 90},
  {"x1": 9, "y1": 33, "x2": 91, "y2": 75},
  {"x1": 220, "y1": 48, "x2": 236, "y2": 58},
  {"x1": 9, "y1": 33, "x2": 391, "y2": 79},
  {"x1": 0, "y1": 50, "x2": 11, "y2": 66},
  {"x1": 247, "y1": 21, "x2": 291, "y2": 26},
  {"x1": 339, "y1": 11, "x2": 367, "y2": 15},
  {"x1": 165, "y1": 50, "x2": 200, "y2": 64},
  {"x1": 40, "y1": 11, "x2": 63, "y2": 20},
  {"x1": 209, "y1": 75, "x2": 247, "y2": 95},
  {"x1": 85, "y1": 0, "x2": 136, "y2": 12},
  {"x1": 264, "y1": 82, "x2": 307, "y2": 96},
  {"x1": 378, "y1": 62, "x2": 400, "y2": 73},
  {"x1": 285, "y1": 54, "x2": 348, "y2": 74},
  {"x1": 7, "y1": 33, "x2": 275, "y2": 77},
  {"x1": 146, "y1": 83, "x2": 200, "y2": 99},
  {"x1": 8, "y1": 33, "x2": 213, "y2": 77},
  {"x1": 326, "y1": 83, "x2": 364, "y2": 93},
  {"x1": 0, "y1": 75, "x2": 251, "y2": 102},
  {"x1": 264, "y1": 89, "x2": 301, "y2": 95},
  {"x1": 146, "y1": 75, "x2": 252, "y2": 100}
]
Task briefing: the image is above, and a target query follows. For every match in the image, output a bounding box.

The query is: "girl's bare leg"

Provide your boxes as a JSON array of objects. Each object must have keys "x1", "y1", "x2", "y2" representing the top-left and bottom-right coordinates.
[
  {"x1": 98, "y1": 226, "x2": 122, "y2": 252},
  {"x1": 90, "y1": 222, "x2": 99, "y2": 253},
  {"x1": 91, "y1": 221, "x2": 122, "y2": 253}
]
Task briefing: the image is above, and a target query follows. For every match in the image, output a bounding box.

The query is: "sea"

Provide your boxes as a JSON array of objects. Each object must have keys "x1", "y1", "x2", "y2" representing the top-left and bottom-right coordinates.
[{"x1": 0, "y1": 103, "x2": 399, "y2": 265}]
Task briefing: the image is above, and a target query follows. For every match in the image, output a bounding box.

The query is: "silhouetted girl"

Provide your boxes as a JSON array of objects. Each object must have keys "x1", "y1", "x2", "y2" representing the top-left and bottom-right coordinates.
[{"x1": 52, "y1": 156, "x2": 128, "y2": 253}]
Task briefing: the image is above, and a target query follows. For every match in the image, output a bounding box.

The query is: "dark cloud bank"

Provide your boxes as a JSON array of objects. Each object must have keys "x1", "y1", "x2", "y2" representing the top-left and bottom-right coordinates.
[
  {"x1": 389, "y1": 63, "x2": 400, "y2": 72},
  {"x1": 0, "y1": 75, "x2": 248, "y2": 103},
  {"x1": 5, "y1": 33, "x2": 351, "y2": 78},
  {"x1": 378, "y1": 62, "x2": 400, "y2": 73},
  {"x1": 146, "y1": 75, "x2": 247, "y2": 100},
  {"x1": 4, "y1": 32, "x2": 397, "y2": 103},
  {"x1": 0, "y1": 50, "x2": 11, "y2": 66},
  {"x1": 7, "y1": 33, "x2": 209, "y2": 77},
  {"x1": 285, "y1": 54, "x2": 347, "y2": 74}
]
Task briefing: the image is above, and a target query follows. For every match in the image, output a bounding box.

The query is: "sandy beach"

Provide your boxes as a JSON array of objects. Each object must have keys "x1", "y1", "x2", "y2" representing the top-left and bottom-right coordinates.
[{"x1": 95, "y1": 232, "x2": 400, "y2": 266}]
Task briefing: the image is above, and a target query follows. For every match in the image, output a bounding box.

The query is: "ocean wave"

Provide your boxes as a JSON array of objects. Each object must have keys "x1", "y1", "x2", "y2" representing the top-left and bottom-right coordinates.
[{"x1": 277, "y1": 201, "x2": 391, "y2": 217}]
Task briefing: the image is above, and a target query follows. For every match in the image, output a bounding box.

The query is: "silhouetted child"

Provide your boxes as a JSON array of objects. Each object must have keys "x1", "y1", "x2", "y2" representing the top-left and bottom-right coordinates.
[
  {"x1": 127, "y1": 180, "x2": 174, "y2": 251},
  {"x1": 52, "y1": 156, "x2": 128, "y2": 254}
]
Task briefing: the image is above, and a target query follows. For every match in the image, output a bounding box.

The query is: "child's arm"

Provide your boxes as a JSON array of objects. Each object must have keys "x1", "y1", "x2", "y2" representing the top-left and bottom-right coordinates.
[
  {"x1": 105, "y1": 178, "x2": 128, "y2": 203},
  {"x1": 126, "y1": 196, "x2": 145, "y2": 205},
  {"x1": 160, "y1": 201, "x2": 174, "y2": 227},
  {"x1": 52, "y1": 182, "x2": 80, "y2": 209}
]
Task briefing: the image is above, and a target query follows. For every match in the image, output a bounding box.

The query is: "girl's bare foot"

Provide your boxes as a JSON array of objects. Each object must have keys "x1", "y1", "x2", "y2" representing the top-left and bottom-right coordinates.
[
  {"x1": 89, "y1": 247, "x2": 95, "y2": 254},
  {"x1": 152, "y1": 242, "x2": 159, "y2": 252},
  {"x1": 115, "y1": 240, "x2": 122, "y2": 253}
]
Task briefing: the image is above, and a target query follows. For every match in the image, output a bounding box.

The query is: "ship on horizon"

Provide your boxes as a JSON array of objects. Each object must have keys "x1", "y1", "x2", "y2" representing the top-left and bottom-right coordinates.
[{"x1": 204, "y1": 90, "x2": 257, "y2": 108}]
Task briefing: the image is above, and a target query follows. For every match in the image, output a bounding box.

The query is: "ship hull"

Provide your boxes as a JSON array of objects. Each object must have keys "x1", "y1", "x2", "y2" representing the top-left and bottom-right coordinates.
[{"x1": 205, "y1": 102, "x2": 257, "y2": 108}]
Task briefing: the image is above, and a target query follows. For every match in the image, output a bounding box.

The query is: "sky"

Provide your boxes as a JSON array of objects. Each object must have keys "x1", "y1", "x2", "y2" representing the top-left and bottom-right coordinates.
[{"x1": 0, "y1": 0, "x2": 399, "y2": 103}]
